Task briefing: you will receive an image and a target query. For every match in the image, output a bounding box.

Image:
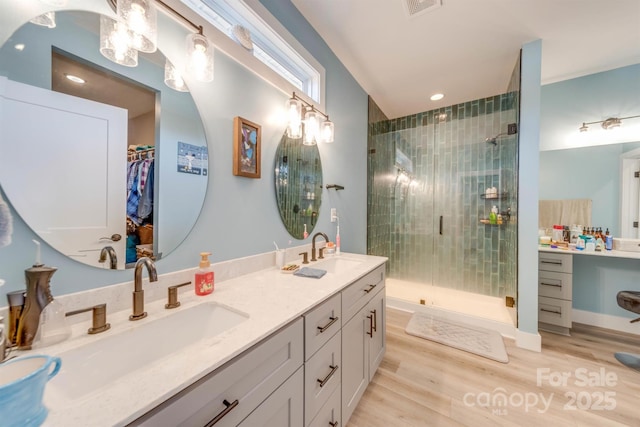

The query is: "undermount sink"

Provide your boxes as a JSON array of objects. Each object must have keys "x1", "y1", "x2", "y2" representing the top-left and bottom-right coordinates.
[
  {"x1": 48, "y1": 302, "x2": 248, "y2": 400},
  {"x1": 314, "y1": 256, "x2": 362, "y2": 274}
]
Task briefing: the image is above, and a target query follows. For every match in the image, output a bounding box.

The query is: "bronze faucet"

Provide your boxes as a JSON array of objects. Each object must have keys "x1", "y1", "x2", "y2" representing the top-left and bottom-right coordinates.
[
  {"x1": 98, "y1": 246, "x2": 118, "y2": 269},
  {"x1": 130, "y1": 257, "x2": 158, "y2": 321},
  {"x1": 311, "y1": 232, "x2": 329, "y2": 262},
  {"x1": 66, "y1": 303, "x2": 110, "y2": 334}
]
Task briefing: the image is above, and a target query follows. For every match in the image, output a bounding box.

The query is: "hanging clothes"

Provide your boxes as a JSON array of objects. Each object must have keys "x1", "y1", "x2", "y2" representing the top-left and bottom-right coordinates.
[{"x1": 126, "y1": 154, "x2": 154, "y2": 225}]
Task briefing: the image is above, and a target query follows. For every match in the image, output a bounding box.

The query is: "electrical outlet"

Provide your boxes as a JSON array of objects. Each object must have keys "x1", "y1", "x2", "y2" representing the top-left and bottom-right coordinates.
[{"x1": 330, "y1": 208, "x2": 337, "y2": 222}]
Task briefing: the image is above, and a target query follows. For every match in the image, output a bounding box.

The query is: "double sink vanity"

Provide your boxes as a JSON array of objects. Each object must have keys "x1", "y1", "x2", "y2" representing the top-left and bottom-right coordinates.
[{"x1": 26, "y1": 250, "x2": 387, "y2": 426}]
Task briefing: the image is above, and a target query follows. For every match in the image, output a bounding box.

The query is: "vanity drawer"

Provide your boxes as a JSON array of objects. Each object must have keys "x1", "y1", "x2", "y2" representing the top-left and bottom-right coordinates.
[
  {"x1": 308, "y1": 384, "x2": 341, "y2": 427},
  {"x1": 132, "y1": 318, "x2": 303, "y2": 427},
  {"x1": 304, "y1": 293, "x2": 341, "y2": 361},
  {"x1": 538, "y1": 252, "x2": 573, "y2": 274},
  {"x1": 538, "y1": 296, "x2": 572, "y2": 328},
  {"x1": 305, "y1": 331, "x2": 341, "y2": 425},
  {"x1": 342, "y1": 265, "x2": 385, "y2": 323},
  {"x1": 538, "y1": 270, "x2": 572, "y2": 300}
]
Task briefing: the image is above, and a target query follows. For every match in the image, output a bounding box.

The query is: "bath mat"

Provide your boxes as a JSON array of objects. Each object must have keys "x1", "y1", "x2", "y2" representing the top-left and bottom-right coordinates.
[{"x1": 405, "y1": 312, "x2": 509, "y2": 363}]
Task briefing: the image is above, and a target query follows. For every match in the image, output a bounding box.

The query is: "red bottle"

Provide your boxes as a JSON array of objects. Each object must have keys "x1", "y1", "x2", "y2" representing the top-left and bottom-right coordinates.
[{"x1": 195, "y1": 252, "x2": 214, "y2": 296}]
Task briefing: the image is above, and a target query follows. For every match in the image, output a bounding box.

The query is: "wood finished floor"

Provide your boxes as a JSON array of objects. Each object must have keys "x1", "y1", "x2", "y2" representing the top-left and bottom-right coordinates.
[{"x1": 347, "y1": 308, "x2": 640, "y2": 427}]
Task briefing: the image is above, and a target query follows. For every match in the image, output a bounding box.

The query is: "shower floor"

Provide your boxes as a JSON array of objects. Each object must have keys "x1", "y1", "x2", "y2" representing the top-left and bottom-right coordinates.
[{"x1": 385, "y1": 278, "x2": 517, "y2": 338}]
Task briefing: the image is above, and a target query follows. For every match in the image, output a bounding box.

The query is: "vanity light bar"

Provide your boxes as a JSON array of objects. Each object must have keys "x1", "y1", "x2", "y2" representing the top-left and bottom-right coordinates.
[
  {"x1": 286, "y1": 92, "x2": 335, "y2": 144},
  {"x1": 578, "y1": 114, "x2": 640, "y2": 132}
]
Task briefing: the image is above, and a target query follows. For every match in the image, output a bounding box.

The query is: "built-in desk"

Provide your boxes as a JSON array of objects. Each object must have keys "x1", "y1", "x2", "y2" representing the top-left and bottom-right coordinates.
[{"x1": 538, "y1": 246, "x2": 640, "y2": 336}]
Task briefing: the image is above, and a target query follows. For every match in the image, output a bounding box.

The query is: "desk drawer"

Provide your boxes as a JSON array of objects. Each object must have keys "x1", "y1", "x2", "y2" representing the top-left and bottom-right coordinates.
[
  {"x1": 538, "y1": 270, "x2": 572, "y2": 300},
  {"x1": 539, "y1": 296, "x2": 572, "y2": 328},
  {"x1": 539, "y1": 252, "x2": 573, "y2": 274},
  {"x1": 304, "y1": 293, "x2": 341, "y2": 361}
]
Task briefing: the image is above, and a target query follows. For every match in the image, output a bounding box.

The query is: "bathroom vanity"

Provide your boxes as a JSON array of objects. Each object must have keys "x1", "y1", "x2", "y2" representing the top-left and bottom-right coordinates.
[{"x1": 26, "y1": 251, "x2": 386, "y2": 426}]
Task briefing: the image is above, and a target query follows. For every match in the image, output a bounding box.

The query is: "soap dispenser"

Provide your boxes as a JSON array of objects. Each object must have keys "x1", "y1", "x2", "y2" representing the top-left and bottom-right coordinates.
[
  {"x1": 195, "y1": 252, "x2": 214, "y2": 296},
  {"x1": 17, "y1": 240, "x2": 69, "y2": 349}
]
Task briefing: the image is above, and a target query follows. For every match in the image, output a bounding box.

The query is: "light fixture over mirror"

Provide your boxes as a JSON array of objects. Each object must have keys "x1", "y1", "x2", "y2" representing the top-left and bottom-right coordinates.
[
  {"x1": 285, "y1": 92, "x2": 334, "y2": 144},
  {"x1": 578, "y1": 114, "x2": 640, "y2": 132},
  {"x1": 102, "y1": 0, "x2": 214, "y2": 83}
]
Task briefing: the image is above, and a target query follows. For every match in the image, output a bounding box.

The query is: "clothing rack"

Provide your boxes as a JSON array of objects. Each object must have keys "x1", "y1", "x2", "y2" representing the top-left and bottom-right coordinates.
[{"x1": 128, "y1": 147, "x2": 155, "y2": 162}]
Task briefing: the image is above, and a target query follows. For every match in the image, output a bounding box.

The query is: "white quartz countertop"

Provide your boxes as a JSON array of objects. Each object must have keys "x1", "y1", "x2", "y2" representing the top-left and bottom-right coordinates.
[
  {"x1": 538, "y1": 245, "x2": 640, "y2": 260},
  {"x1": 34, "y1": 252, "x2": 387, "y2": 426}
]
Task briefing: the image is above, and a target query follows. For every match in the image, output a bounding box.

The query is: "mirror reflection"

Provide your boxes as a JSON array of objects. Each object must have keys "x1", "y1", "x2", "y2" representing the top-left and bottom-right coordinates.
[
  {"x1": 0, "y1": 9, "x2": 208, "y2": 269},
  {"x1": 274, "y1": 133, "x2": 323, "y2": 239}
]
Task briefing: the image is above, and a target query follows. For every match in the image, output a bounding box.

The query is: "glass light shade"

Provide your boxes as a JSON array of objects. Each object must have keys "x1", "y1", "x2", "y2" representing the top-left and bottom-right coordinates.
[
  {"x1": 164, "y1": 60, "x2": 189, "y2": 92},
  {"x1": 320, "y1": 119, "x2": 334, "y2": 143},
  {"x1": 117, "y1": 0, "x2": 157, "y2": 53},
  {"x1": 186, "y1": 33, "x2": 214, "y2": 82},
  {"x1": 30, "y1": 11, "x2": 56, "y2": 28},
  {"x1": 100, "y1": 15, "x2": 138, "y2": 67},
  {"x1": 285, "y1": 97, "x2": 302, "y2": 138},
  {"x1": 303, "y1": 109, "x2": 319, "y2": 145}
]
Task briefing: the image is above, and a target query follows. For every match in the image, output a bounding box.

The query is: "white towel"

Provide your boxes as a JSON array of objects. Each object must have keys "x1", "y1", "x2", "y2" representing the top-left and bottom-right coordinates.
[
  {"x1": 0, "y1": 190, "x2": 13, "y2": 247},
  {"x1": 539, "y1": 199, "x2": 592, "y2": 230}
]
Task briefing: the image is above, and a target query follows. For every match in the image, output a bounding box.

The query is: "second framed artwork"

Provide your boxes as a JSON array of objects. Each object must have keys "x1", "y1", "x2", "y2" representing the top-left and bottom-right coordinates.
[{"x1": 233, "y1": 116, "x2": 261, "y2": 178}]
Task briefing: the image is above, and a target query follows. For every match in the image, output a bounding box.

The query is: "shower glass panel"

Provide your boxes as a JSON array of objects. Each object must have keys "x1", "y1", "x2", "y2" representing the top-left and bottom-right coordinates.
[{"x1": 367, "y1": 94, "x2": 519, "y2": 304}]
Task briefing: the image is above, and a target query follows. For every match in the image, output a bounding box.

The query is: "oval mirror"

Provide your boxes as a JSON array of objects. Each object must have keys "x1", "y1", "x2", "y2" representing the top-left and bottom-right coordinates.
[
  {"x1": 274, "y1": 133, "x2": 322, "y2": 239},
  {"x1": 0, "y1": 8, "x2": 207, "y2": 269}
]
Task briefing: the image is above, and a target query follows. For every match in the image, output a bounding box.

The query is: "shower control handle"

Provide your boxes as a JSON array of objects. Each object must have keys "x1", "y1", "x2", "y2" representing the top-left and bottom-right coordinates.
[{"x1": 439, "y1": 215, "x2": 443, "y2": 235}]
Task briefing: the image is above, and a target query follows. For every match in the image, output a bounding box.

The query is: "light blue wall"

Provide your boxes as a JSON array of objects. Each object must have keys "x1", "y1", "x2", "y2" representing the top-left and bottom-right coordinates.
[
  {"x1": 518, "y1": 40, "x2": 542, "y2": 337},
  {"x1": 539, "y1": 64, "x2": 640, "y2": 317},
  {"x1": 0, "y1": 0, "x2": 368, "y2": 300}
]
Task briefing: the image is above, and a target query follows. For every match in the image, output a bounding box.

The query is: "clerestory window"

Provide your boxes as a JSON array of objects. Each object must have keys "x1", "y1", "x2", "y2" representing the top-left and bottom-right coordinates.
[{"x1": 181, "y1": 0, "x2": 323, "y2": 105}]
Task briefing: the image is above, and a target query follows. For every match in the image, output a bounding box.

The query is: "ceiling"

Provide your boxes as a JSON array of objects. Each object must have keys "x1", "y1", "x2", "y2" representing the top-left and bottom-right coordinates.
[{"x1": 291, "y1": 0, "x2": 640, "y2": 119}]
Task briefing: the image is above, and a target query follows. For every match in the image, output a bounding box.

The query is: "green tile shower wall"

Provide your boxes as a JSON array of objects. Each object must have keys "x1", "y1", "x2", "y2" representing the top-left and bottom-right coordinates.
[{"x1": 367, "y1": 81, "x2": 519, "y2": 300}]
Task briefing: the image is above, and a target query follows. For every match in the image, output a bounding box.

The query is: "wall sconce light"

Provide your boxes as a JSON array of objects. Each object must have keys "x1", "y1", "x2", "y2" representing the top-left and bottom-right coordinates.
[
  {"x1": 285, "y1": 92, "x2": 334, "y2": 145},
  {"x1": 104, "y1": 0, "x2": 214, "y2": 84},
  {"x1": 579, "y1": 114, "x2": 640, "y2": 132}
]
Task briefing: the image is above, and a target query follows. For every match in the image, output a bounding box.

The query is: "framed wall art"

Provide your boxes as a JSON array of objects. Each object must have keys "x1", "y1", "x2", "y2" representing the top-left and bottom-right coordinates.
[{"x1": 233, "y1": 116, "x2": 261, "y2": 178}]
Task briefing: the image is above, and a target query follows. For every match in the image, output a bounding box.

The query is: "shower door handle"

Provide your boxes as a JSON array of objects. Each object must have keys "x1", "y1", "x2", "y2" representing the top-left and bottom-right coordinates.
[{"x1": 439, "y1": 216, "x2": 443, "y2": 235}]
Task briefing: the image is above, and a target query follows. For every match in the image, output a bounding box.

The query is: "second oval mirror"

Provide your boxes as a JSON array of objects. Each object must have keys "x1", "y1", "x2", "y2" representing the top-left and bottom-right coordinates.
[{"x1": 274, "y1": 133, "x2": 323, "y2": 239}]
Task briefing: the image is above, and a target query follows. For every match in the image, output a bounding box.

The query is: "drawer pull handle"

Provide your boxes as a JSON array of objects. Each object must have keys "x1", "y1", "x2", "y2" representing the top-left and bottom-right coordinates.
[
  {"x1": 540, "y1": 282, "x2": 562, "y2": 288},
  {"x1": 371, "y1": 309, "x2": 377, "y2": 332},
  {"x1": 205, "y1": 399, "x2": 239, "y2": 426},
  {"x1": 541, "y1": 260, "x2": 563, "y2": 265},
  {"x1": 317, "y1": 364, "x2": 339, "y2": 388},
  {"x1": 540, "y1": 308, "x2": 562, "y2": 316},
  {"x1": 318, "y1": 316, "x2": 339, "y2": 333},
  {"x1": 329, "y1": 422, "x2": 339, "y2": 427},
  {"x1": 367, "y1": 314, "x2": 374, "y2": 337},
  {"x1": 364, "y1": 284, "x2": 377, "y2": 294}
]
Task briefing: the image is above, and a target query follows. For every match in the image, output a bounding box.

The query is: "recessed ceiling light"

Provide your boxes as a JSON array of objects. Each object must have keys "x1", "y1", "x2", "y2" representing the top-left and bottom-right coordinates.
[
  {"x1": 430, "y1": 93, "x2": 444, "y2": 101},
  {"x1": 14, "y1": 43, "x2": 25, "y2": 51},
  {"x1": 65, "y1": 74, "x2": 85, "y2": 84}
]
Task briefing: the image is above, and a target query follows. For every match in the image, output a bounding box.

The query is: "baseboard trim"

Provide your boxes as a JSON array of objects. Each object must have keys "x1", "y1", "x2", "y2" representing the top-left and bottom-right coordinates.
[
  {"x1": 515, "y1": 329, "x2": 542, "y2": 352},
  {"x1": 572, "y1": 309, "x2": 640, "y2": 336}
]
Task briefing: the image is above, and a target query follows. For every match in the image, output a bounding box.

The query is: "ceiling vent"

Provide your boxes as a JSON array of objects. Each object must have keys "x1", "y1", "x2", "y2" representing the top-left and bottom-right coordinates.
[{"x1": 403, "y1": 0, "x2": 442, "y2": 17}]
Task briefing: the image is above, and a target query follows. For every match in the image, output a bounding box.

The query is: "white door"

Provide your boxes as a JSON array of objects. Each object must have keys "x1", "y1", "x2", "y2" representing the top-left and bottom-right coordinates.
[{"x1": 0, "y1": 77, "x2": 127, "y2": 268}]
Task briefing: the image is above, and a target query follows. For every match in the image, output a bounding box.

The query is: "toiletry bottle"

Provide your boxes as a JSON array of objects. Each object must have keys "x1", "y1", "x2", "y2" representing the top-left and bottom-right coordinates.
[
  {"x1": 605, "y1": 228, "x2": 613, "y2": 251},
  {"x1": 489, "y1": 206, "x2": 498, "y2": 224},
  {"x1": 303, "y1": 224, "x2": 308, "y2": 239},
  {"x1": 336, "y1": 224, "x2": 341, "y2": 255},
  {"x1": 194, "y1": 252, "x2": 214, "y2": 296}
]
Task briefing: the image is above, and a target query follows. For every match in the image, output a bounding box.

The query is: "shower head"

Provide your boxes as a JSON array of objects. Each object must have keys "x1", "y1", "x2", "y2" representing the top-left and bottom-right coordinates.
[{"x1": 485, "y1": 132, "x2": 507, "y2": 146}]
